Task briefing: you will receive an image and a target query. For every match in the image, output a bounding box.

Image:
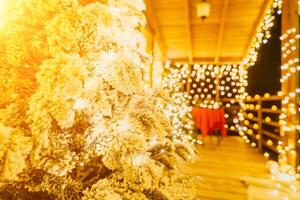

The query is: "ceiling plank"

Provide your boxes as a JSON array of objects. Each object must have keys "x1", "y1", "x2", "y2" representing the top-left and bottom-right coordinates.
[
  {"x1": 144, "y1": 0, "x2": 166, "y2": 60},
  {"x1": 242, "y1": 0, "x2": 273, "y2": 58},
  {"x1": 214, "y1": 0, "x2": 229, "y2": 64},
  {"x1": 185, "y1": 0, "x2": 193, "y2": 63}
]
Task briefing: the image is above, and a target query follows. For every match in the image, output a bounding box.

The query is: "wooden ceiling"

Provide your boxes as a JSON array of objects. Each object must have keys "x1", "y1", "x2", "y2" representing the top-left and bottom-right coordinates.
[{"x1": 145, "y1": 0, "x2": 272, "y2": 64}]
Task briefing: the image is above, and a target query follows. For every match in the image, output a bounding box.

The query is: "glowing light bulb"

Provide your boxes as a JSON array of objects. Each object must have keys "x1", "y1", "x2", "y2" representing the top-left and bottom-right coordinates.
[
  {"x1": 264, "y1": 152, "x2": 270, "y2": 158},
  {"x1": 271, "y1": 105, "x2": 278, "y2": 111},
  {"x1": 267, "y1": 139, "x2": 273, "y2": 146},
  {"x1": 265, "y1": 117, "x2": 271, "y2": 123}
]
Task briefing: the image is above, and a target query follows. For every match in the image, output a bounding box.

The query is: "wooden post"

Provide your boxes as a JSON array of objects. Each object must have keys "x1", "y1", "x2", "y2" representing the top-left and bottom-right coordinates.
[
  {"x1": 215, "y1": 65, "x2": 221, "y2": 102},
  {"x1": 257, "y1": 99, "x2": 263, "y2": 151},
  {"x1": 186, "y1": 64, "x2": 192, "y2": 93},
  {"x1": 281, "y1": 0, "x2": 300, "y2": 168}
]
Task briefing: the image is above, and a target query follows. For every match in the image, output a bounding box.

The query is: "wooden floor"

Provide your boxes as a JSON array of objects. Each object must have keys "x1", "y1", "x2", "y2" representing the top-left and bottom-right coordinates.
[{"x1": 179, "y1": 136, "x2": 270, "y2": 200}]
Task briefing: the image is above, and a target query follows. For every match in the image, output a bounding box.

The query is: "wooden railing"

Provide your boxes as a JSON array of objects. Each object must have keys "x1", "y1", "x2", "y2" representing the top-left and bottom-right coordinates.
[
  {"x1": 242, "y1": 95, "x2": 282, "y2": 154},
  {"x1": 220, "y1": 95, "x2": 283, "y2": 156}
]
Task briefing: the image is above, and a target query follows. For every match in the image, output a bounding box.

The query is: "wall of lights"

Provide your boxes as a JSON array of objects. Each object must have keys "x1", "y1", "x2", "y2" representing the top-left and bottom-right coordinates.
[
  {"x1": 188, "y1": 64, "x2": 248, "y2": 108},
  {"x1": 165, "y1": 63, "x2": 248, "y2": 108},
  {"x1": 162, "y1": 61, "x2": 202, "y2": 145},
  {"x1": 162, "y1": 62, "x2": 249, "y2": 137}
]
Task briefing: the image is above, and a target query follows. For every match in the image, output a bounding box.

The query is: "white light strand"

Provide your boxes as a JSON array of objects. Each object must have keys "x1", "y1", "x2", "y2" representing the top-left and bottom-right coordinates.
[{"x1": 241, "y1": 0, "x2": 282, "y2": 68}]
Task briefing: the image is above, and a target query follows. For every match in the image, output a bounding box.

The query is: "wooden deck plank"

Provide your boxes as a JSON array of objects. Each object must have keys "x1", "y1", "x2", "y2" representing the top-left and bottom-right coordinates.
[{"x1": 179, "y1": 136, "x2": 269, "y2": 200}]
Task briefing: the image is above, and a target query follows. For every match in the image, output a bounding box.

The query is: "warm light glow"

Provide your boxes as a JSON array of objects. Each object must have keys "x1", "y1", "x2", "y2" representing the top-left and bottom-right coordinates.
[
  {"x1": 278, "y1": 26, "x2": 300, "y2": 174},
  {"x1": 163, "y1": 62, "x2": 202, "y2": 145},
  {"x1": 265, "y1": 117, "x2": 271, "y2": 123}
]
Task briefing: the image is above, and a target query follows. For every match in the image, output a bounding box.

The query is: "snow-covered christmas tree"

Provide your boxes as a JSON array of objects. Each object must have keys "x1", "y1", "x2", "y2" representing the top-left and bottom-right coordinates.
[{"x1": 0, "y1": 0, "x2": 199, "y2": 199}]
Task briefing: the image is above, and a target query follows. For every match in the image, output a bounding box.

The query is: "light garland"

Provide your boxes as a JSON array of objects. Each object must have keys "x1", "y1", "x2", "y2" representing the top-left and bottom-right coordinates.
[
  {"x1": 186, "y1": 64, "x2": 248, "y2": 108},
  {"x1": 162, "y1": 61, "x2": 202, "y2": 145},
  {"x1": 278, "y1": 26, "x2": 300, "y2": 177},
  {"x1": 280, "y1": 28, "x2": 300, "y2": 83},
  {"x1": 241, "y1": 0, "x2": 282, "y2": 68}
]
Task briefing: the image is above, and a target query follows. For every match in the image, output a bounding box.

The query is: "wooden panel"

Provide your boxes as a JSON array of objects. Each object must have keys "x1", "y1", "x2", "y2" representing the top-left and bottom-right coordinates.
[
  {"x1": 166, "y1": 45, "x2": 189, "y2": 58},
  {"x1": 154, "y1": 9, "x2": 186, "y2": 26},
  {"x1": 160, "y1": 26, "x2": 187, "y2": 40},
  {"x1": 192, "y1": 24, "x2": 220, "y2": 38}
]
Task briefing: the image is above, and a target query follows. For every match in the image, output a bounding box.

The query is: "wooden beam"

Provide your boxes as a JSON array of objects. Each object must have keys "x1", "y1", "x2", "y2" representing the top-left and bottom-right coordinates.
[
  {"x1": 214, "y1": 0, "x2": 229, "y2": 102},
  {"x1": 144, "y1": 0, "x2": 166, "y2": 60},
  {"x1": 184, "y1": 0, "x2": 193, "y2": 93},
  {"x1": 214, "y1": 0, "x2": 229, "y2": 64},
  {"x1": 243, "y1": 0, "x2": 273, "y2": 58},
  {"x1": 171, "y1": 56, "x2": 242, "y2": 64},
  {"x1": 185, "y1": 0, "x2": 193, "y2": 63}
]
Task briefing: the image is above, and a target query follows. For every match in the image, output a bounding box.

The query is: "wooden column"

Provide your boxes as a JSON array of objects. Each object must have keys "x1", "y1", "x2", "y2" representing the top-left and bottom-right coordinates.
[
  {"x1": 214, "y1": 0, "x2": 228, "y2": 103},
  {"x1": 257, "y1": 99, "x2": 263, "y2": 151},
  {"x1": 186, "y1": 65, "x2": 192, "y2": 93},
  {"x1": 215, "y1": 66, "x2": 221, "y2": 102},
  {"x1": 281, "y1": 0, "x2": 300, "y2": 168},
  {"x1": 185, "y1": 0, "x2": 193, "y2": 93}
]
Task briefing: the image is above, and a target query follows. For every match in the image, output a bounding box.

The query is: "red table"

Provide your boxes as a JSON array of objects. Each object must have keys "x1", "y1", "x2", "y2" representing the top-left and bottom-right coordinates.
[{"x1": 192, "y1": 107, "x2": 227, "y2": 137}]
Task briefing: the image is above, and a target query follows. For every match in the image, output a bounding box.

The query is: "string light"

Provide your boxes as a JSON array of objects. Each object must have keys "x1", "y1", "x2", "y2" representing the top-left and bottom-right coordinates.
[
  {"x1": 186, "y1": 64, "x2": 247, "y2": 109},
  {"x1": 280, "y1": 28, "x2": 300, "y2": 84},
  {"x1": 162, "y1": 62, "x2": 202, "y2": 145},
  {"x1": 278, "y1": 26, "x2": 300, "y2": 177},
  {"x1": 241, "y1": 0, "x2": 282, "y2": 68}
]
